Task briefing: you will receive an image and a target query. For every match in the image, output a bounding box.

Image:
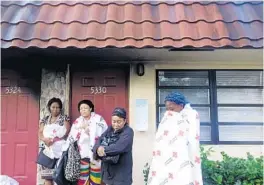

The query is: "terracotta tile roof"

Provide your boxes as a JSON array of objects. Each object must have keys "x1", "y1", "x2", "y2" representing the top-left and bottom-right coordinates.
[{"x1": 1, "y1": 1, "x2": 263, "y2": 49}]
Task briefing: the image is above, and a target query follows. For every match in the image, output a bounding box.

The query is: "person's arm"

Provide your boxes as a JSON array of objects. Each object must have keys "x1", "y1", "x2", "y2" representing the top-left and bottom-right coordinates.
[
  {"x1": 63, "y1": 120, "x2": 71, "y2": 139},
  {"x1": 93, "y1": 129, "x2": 108, "y2": 159},
  {"x1": 104, "y1": 128, "x2": 134, "y2": 156},
  {"x1": 38, "y1": 121, "x2": 53, "y2": 147},
  {"x1": 187, "y1": 111, "x2": 203, "y2": 183},
  {"x1": 62, "y1": 115, "x2": 71, "y2": 139}
]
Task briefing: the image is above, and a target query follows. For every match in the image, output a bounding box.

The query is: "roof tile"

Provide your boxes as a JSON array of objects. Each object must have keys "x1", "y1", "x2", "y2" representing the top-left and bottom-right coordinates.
[
  {"x1": 2, "y1": 21, "x2": 262, "y2": 40},
  {"x1": 1, "y1": 1, "x2": 263, "y2": 48}
]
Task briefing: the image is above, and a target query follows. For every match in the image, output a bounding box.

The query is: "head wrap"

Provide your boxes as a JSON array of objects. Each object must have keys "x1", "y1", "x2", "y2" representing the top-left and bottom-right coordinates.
[
  {"x1": 164, "y1": 92, "x2": 189, "y2": 106},
  {"x1": 112, "y1": 107, "x2": 127, "y2": 119}
]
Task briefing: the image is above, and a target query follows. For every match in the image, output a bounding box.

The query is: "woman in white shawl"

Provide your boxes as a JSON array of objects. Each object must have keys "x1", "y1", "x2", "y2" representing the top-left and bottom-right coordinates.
[
  {"x1": 147, "y1": 92, "x2": 203, "y2": 185},
  {"x1": 65, "y1": 100, "x2": 108, "y2": 185}
]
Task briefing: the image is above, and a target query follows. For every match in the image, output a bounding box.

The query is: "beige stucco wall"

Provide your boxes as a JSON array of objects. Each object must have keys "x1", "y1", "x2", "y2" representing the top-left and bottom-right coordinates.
[{"x1": 128, "y1": 60, "x2": 263, "y2": 185}]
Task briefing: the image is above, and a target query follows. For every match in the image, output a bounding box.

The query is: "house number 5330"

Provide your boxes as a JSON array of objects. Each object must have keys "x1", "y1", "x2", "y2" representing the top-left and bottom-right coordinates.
[{"x1": 90, "y1": 86, "x2": 107, "y2": 94}]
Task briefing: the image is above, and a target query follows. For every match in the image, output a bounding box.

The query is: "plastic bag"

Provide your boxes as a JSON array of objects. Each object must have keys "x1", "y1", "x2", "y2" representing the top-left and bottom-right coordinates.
[{"x1": 0, "y1": 175, "x2": 19, "y2": 185}]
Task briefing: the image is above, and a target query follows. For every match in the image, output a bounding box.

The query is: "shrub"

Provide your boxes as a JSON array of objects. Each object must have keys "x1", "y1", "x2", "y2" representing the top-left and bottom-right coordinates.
[
  {"x1": 143, "y1": 162, "x2": 150, "y2": 185},
  {"x1": 143, "y1": 146, "x2": 263, "y2": 185}
]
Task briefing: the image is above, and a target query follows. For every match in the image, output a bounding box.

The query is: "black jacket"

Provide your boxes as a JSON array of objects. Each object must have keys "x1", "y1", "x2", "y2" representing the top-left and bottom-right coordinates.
[{"x1": 93, "y1": 124, "x2": 134, "y2": 185}]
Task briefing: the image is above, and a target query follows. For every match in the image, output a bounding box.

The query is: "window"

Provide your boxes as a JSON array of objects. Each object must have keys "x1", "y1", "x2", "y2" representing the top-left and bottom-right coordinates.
[{"x1": 157, "y1": 70, "x2": 263, "y2": 144}]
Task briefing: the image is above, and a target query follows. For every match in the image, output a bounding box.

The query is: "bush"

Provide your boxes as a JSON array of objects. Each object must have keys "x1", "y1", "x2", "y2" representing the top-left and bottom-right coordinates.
[
  {"x1": 143, "y1": 162, "x2": 150, "y2": 185},
  {"x1": 143, "y1": 146, "x2": 263, "y2": 185}
]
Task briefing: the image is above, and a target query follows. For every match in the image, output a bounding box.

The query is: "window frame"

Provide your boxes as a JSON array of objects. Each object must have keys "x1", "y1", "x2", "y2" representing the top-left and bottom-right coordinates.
[{"x1": 156, "y1": 69, "x2": 263, "y2": 145}]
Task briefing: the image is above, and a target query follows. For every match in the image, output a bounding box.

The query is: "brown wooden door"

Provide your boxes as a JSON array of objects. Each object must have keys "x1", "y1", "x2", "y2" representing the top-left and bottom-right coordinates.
[
  {"x1": 1, "y1": 69, "x2": 40, "y2": 185},
  {"x1": 71, "y1": 67, "x2": 128, "y2": 125}
]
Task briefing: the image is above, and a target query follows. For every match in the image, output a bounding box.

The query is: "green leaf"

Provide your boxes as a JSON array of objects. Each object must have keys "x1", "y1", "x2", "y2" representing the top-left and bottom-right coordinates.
[{"x1": 142, "y1": 147, "x2": 263, "y2": 185}]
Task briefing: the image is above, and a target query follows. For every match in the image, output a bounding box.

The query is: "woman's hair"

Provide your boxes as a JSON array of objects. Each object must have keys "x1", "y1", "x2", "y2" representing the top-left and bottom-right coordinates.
[
  {"x1": 78, "y1": 100, "x2": 95, "y2": 112},
  {"x1": 164, "y1": 92, "x2": 189, "y2": 106},
  {"x1": 47, "y1": 97, "x2": 63, "y2": 112}
]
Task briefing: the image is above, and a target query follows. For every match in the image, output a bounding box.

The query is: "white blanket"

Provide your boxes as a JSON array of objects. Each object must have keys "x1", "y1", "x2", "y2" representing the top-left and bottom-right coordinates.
[
  {"x1": 147, "y1": 104, "x2": 203, "y2": 185},
  {"x1": 0, "y1": 175, "x2": 19, "y2": 185},
  {"x1": 43, "y1": 123, "x2": 67, "y2": 158}
]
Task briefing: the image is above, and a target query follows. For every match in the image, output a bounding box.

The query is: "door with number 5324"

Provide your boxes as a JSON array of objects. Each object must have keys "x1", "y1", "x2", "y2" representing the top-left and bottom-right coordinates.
[
  {"x1": 1, "y1": 69, "x2": 39, "y2": 185},
  {"x1": 71, "y1": 67, "x2": 128, "y2": 125}
]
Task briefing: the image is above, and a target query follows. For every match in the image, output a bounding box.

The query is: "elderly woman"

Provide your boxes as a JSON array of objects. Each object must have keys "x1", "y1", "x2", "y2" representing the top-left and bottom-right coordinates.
[
  {"x1": 38, "y1": 97, "x2": 71, "y2": 185},
  {"x1": 65, "y1": 100, "x2": 108, "y2": 185},
  {"x1": 147, "y1": 92, "x2": 203, "y2": 185},
  {"x1": 93, "y1": 108, "x2": 134, "y2": 185}
]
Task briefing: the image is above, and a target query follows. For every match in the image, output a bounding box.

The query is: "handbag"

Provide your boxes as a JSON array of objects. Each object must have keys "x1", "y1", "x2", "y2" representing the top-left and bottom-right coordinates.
[
  {"x1": 52, "y1": 151, "x2": 72, "y2": 185},
  {"x1": 36, "y1": 147, "x2": 57, "y2": 169},
  {"x1": 64, "y1": 140, "x2": 81, "y2": 182}
]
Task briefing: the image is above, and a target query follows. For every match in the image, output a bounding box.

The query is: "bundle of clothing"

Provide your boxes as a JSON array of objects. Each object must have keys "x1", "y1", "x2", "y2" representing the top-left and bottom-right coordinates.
[{"x1": 99, "y1": 131, "x2": 120, "y2": 164}]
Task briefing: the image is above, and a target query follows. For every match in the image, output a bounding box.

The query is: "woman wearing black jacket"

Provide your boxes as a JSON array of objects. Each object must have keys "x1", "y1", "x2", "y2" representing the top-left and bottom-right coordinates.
[{"x1": 93, "y1": 108, "x2": 134, "y2": 185}]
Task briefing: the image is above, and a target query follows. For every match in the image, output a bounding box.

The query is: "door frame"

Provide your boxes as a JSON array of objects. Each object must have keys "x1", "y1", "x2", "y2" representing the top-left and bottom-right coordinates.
[{"x1": 70, "y1": 63, "x2": 130, "y2": 122}]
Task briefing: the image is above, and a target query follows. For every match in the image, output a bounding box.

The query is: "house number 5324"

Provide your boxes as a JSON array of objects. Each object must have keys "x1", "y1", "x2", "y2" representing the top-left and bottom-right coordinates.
[
  {"x1": 5, "y1": 86, "x2": 21, "y2": 94},
  {"x1": 90, "y1": 86, "x2": 107, "y2": 94}
]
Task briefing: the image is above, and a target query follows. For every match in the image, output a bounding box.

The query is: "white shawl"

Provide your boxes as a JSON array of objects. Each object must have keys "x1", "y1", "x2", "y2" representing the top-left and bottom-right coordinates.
[
  {"x1": 63, "y1": 112, "x2": 108, "y2": 166},
  {"x1": 147, "y1": 104, "x2": 203, "y2": 185}
]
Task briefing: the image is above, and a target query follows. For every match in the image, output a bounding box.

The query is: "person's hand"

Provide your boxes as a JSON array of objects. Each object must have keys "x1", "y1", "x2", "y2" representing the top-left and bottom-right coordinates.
[
  {"x1": 97, "y1": 146, "x2": 106, "y2": 157},
  {"x1": 84, "y1": 127, "x2": 90, "y2": 135},
  {"x1": 43, "y1": 138, "x2": 53, "y2": 147},
  {"x1": 53, "y1": 137, "x2": 62, "y2": 142},
  {"x1": 80, "y1": 123, "x2": 87, "y2": 130}
]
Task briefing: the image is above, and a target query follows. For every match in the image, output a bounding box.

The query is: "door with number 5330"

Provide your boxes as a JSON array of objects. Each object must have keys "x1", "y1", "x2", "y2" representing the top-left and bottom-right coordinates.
[{"x1": 71, "y1": 67, "x2": 128, "y2": 125}]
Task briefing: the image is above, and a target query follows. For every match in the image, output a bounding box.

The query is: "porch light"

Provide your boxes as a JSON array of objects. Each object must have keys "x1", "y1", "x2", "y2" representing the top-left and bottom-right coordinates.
[{"x1": 136, "y1": 63, "x2": 145, "y2": 76}]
